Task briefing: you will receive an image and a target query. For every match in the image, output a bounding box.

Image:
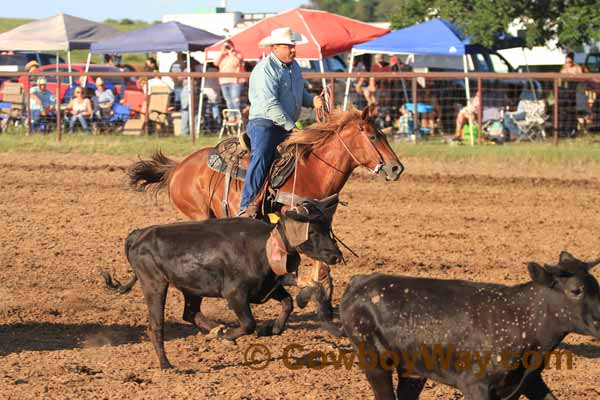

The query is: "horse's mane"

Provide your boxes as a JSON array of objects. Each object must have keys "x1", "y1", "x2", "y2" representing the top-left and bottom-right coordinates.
[{"x1": 281, "y1": 108, "x2": 362, "y2": 158}]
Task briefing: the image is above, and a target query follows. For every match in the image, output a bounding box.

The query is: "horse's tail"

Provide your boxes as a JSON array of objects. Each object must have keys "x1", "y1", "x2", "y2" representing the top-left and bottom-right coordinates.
[
  {"x1": 128, "y1": 150, "x2": 178, "y2": 195},
  {"x1": 101, "y1": 228, "x2": 143, "y2": 294}
]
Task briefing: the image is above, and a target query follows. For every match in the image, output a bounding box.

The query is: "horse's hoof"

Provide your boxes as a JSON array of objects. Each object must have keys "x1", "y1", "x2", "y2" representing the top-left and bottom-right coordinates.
[{"x1": 296, "y1": 285, "x2": 317, "y2": 308}]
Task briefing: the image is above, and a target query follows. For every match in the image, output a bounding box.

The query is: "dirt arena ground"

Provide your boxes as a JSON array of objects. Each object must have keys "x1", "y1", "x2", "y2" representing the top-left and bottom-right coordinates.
[{"x1": 1, "y1": 151, "x2": 599, "y2": 399}]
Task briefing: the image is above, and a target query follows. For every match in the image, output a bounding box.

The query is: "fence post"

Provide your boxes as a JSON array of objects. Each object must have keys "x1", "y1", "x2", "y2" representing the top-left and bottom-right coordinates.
[
  {"x1": 412, "y1": 77, "x2": 418, "y2": 142},
  {"x1": 553, "y1": 78, "x2": 558, "y2": 146},
  {"x1": 190, "y1": 76, "x2": 196, "y2": 145},
  {"x1": 144, "y1": 79, "x2": 150, "y2": 136},
  {"x1": 26, "y1": 72, "x2": 31, "y2": 135},
  {"x1": 56, "y1": 75, "x2": 61, "y2": 142},
  {"x1": 329, "y1": 77, "x2": 335, "y2": 110},
  {"x1": 477, "y1": 78, "x2": 482, "y2": 145}
]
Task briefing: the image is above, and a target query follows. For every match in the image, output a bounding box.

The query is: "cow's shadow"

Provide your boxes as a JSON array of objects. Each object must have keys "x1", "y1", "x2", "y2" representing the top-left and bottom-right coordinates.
[
  {"x1": 0, "y1": 321, "x2": 197, "y2": 357},
  {"x1": 558, "y1": 341, "x2": 600, "y2": 359}
]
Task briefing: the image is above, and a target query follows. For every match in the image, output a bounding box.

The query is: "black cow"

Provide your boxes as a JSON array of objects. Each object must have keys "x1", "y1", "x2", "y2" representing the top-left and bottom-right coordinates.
[
  {"x1": 340, "y1": 252, "x2": 600, "y2": 400},
  {"x1": 105, "y1": 196, "x2": 342, "y2": 369}
]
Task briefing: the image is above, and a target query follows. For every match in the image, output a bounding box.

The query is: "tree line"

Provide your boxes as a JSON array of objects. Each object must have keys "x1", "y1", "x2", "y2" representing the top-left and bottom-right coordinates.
[{"x1": 305, "y1": 0, "x2": 600, "y2": 50}]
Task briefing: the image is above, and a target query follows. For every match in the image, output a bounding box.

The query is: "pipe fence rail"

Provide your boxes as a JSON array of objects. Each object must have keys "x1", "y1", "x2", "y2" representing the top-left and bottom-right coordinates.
[{"x1": 1, "y1": 70, "x2": 600, "y2": 146}]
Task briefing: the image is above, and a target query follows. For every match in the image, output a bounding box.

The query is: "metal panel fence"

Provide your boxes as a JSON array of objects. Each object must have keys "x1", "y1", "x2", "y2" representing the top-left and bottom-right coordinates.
[{"x1": 1, "y1": 70, "x2": 599, "y2": 146}]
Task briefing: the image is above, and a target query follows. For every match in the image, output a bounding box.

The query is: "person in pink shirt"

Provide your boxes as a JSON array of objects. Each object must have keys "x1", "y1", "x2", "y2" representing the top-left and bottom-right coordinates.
[{"x1": 215, "y1": 40, "x2": 246, "y2": 112}]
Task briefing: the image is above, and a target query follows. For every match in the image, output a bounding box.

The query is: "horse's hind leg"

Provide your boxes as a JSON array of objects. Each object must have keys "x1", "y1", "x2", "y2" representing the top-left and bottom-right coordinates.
[{"x1": 182, "y1": 292, "x2": 220, "y2": 332}]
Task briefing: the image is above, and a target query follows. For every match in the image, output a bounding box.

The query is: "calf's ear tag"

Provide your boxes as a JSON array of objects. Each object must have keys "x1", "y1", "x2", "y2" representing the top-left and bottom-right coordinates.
[{"x1": 268, "y1": 213, "x2": 280, "y2": 224}]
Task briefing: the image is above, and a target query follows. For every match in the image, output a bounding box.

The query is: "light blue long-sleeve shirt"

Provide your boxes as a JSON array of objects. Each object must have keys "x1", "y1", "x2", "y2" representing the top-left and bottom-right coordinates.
[
  {"x1": 248, "y1": 53, "x2": 314, "y2": 131},
  {"x1": 29, "y1": 87, "x2": 55, "y2": 111}
]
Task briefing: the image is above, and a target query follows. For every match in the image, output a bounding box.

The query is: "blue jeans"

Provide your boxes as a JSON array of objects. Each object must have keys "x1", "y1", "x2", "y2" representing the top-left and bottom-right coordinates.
[
  {"x1": 240, "y1": 119, "x2": 289, "y2": 209},
  {"x1": 503, "y1": 111, "x2": 526, "y2": 139},
  {"x1": 180, "y1": 109, "x2": 198, "y2": 136},
  {"x1": 30, "y1": 109, "x2": 55, "y2": 132},
  {"x1": 221, "y1": 83, "x2": 242, "y2": 111},
  {"x1": 69, "y1": 114, "x2": 89, "y2": 132}
]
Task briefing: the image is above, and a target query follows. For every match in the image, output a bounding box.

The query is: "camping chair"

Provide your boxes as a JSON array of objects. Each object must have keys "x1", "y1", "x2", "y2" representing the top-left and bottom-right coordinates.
[
  {"x1": 103, "y1": 103, "x2": 131, "y2": 133},
  {"x1": 0, "y1": 82, "x2": 25, "y2": 131},
  {"x1": 509, "y1": 100, "x2": 547, "y2": 142},
  {"x1": 219, "y1": 109, "x2": 243, "y2": 139},
  {"x1": 121, "y1": 90, "x2": 145, "y2": 136},
  {"x1": 148, "y1": 86, "x2": 171, "y2": 134},
  {"x1": 403, "y1": 102, "x2": 434, "y2": 138}
]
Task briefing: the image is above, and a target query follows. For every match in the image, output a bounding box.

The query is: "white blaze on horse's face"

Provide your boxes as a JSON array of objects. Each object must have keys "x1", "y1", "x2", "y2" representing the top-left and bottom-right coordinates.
[{"x1": 336, "y1": 117, "x2": 403, "y2": 181}]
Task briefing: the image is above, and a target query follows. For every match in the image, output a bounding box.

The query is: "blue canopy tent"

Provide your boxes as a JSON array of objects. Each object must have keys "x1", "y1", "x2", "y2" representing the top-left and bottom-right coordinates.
[
  {"x1": 352, "y1": 19, "x2": 471, "y2": 57},
  {"x1": 90, "y1": 21, "x2": 222, "y2": 135},
  {"x1": 343, "y1": 19, "x2": 477, "y2": 142}
]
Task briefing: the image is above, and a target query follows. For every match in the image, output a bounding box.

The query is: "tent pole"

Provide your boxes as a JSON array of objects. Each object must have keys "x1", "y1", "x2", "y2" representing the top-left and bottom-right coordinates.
[
  {"x1": 195, "y1": 60, "x2": 207, "y2": 137},
  {"x1": 67, "y1": 51, "x2": 72, "y2": 86},
  {"x1": 187, "y1": 51, "x2": 193, "y2": 138},
  {"x1": 521, "y1": 48, "x2": 536, "y2": 100},
  {"x1": 463, "y1": 55, "x2": 474, "y2": 146},
  {"x1": 82, "y1": 52, "x2": 91, "y2": 88},
  {"x1": 343, "y1": 50, "x2": 354, "y2": 111}
]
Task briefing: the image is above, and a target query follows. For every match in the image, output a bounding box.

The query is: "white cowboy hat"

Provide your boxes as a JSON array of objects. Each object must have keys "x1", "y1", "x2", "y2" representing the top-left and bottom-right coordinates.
[{"x1": 258, "y1": 27, "x2": 308, "y2": 48}]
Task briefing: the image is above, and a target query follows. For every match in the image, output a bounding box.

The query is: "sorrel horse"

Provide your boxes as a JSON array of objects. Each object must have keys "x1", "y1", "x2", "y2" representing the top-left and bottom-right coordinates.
[
  {"x1": 129, "y1": 107, "x2": 403, "y2": 221},
  {"x1": 126, "y1": 107, "x2": 403, "y2": 330}
]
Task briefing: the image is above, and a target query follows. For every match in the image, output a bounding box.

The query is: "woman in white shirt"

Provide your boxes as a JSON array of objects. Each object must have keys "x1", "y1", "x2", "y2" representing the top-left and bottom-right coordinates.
[{"x1": 67, "y1": 87, "x2": 92, "y2": 133}]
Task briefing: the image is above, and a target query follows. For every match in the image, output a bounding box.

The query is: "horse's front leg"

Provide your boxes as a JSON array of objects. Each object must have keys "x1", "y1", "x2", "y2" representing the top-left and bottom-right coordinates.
[{"x1": 296, "y1": 259, "x2": 334, "y2": 313}]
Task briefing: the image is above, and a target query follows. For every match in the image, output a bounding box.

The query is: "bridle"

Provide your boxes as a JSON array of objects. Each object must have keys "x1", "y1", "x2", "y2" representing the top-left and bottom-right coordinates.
[
  {"x1": 334, "y1": 122, "x2": 386, "y2": 175},
  {"x1": 314, "y1": 87, "x2": 385, "y2": 175}
]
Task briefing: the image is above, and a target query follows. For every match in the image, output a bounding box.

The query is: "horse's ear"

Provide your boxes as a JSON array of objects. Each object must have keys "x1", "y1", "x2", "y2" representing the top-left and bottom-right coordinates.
[{"x1": 361, "y1": 105, "x2": 378, "y2": 121}]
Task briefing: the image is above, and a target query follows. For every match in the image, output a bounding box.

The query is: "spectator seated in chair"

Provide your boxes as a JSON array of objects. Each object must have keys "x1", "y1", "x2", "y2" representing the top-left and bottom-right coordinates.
[
  {"x1": 29, "y1": 77, "x2": 56, "y2": 132},
  {"x1": 453, "y1": 90, "x2": 481, "y2": 142},
  {"x1": 66, "y1": 87, "x2": 92, "y2": 133},
  {"x1": 93, "y1": 77, "x2": 115, "y2": 131},
  {"x1": 420, "y1": 86, "x2": 441, "y2": 136},
  {"x1": 503, "y1": 89, "x2": 537, "y2": 141}
]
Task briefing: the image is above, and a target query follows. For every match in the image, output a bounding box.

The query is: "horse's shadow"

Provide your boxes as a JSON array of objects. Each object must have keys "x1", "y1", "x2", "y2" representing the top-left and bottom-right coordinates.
[{"x1": 0, "y1": 321, "x2": 196, "y2": 357}]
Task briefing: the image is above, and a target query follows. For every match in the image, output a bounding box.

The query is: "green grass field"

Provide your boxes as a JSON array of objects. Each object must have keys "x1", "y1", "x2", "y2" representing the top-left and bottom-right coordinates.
[
  {"x1": 1, "y1": 129, "x2": 599, "y2": 164},
  {"x1": 0, "y1": 17, "x2": 154, "y2": 65}
]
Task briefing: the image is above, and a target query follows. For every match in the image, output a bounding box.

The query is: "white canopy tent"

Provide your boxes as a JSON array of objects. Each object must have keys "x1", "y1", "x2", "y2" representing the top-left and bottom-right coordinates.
[{"x1": 0, "y1": 13, "x2": 120, "y2": 85}]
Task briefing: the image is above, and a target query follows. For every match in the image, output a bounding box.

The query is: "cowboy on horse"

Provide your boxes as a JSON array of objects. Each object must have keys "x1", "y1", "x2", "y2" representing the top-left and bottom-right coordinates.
[
  {"x1": 239, "y1": 27, "x2": 325, "y2": 218},
  {"x1": 124, "y1": 30, "x2": 404, "y2": 325}
]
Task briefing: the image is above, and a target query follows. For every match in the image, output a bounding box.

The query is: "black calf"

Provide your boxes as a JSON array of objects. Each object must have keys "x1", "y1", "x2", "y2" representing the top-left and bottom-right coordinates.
[
  {"x1": 340, "y1": 252, "x2": 600, "y2": 400},
  {"x1": 105, "y1": 196, "x2": 342, "y2": 369}
]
